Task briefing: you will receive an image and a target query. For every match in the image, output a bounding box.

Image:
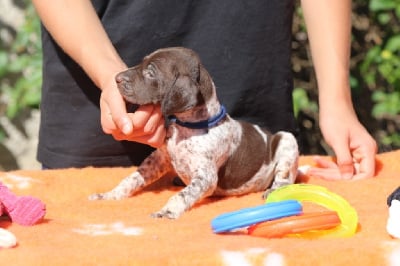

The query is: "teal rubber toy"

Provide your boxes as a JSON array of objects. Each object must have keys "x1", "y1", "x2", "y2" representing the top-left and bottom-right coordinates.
[{"x1": 211, "y1": 200, "x2": 302, "y2": 233}]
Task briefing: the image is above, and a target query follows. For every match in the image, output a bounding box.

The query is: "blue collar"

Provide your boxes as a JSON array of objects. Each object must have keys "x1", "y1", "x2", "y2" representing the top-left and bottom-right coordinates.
[{"x1": 167, "y1": 105, "x2": 227, "y2": 129}]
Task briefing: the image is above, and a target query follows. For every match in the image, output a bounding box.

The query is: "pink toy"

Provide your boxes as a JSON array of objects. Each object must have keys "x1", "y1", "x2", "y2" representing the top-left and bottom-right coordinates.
[{"x1": 0, "y1": 182, "x2": 46, "y2": 226}]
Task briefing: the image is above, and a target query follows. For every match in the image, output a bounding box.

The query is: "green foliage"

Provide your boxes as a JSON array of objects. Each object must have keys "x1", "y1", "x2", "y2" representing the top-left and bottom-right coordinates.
[
  {"x1": 292, "y1": 88, "x2": 318, "y2": 118},
  {"x1": 0, "y1": 3, "x2": 42, "y2": 119},
  {"x1": 372, "y1": 91, "x2": 400, "y2": 118},
  {"x1": 292, "y1": 0, "x2": 400, "y2": 153},
  {"x1": 360, "y1": 0, "x2": 400, "y2": 149}
]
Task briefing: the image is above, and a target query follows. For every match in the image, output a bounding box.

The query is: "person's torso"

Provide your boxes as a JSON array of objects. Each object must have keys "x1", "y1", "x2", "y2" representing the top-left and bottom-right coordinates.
[{"x1": 38, "y1": 0, "x2": 296, "y2": 168}]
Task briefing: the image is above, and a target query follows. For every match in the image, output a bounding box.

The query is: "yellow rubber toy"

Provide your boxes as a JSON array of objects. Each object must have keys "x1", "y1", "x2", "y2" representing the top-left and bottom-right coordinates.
[{"x1": 266, "y1": 184, "x2": 358, "y2": 238}]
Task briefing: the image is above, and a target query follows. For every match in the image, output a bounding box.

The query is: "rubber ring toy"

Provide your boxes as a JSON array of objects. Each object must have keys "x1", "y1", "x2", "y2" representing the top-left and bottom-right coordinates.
[
  {"x1": 248, "y1": 211, "x2": 341, "y2": 238},
  {"x1": 265, "y1": 184, "x2": 358, "y2": 238},
  {"x1": 211, "y1": 200, "x2": 302, "y2": 233}
]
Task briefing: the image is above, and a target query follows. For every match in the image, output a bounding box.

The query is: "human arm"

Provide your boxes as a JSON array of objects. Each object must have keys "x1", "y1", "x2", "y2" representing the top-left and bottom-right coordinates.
[
  {"x1": 32, "y1": 0, "x2": 165, "y2": 147},
  {"x1": 300, "y1": 0, "x2": 377, "y2": 179}
]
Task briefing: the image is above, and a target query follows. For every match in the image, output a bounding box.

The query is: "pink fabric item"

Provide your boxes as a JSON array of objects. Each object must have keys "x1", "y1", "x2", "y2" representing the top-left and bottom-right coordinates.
[
  {"x1": 0, "y1": 203, "x2": 4, "y2": 217},
  {"x1": 0, "y1": 183, "x2": 46, "y2": 226}
]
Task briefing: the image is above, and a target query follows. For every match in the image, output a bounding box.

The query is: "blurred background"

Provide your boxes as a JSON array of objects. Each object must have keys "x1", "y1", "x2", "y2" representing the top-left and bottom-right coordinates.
[{"x1": 0, "y1": 0, "x2": 399, "y2": 170}]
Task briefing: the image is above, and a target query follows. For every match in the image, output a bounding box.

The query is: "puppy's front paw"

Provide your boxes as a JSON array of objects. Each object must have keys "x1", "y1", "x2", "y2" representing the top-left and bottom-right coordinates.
[
  {"x1": 151, "y1": 209, "x2": 180, "y2": 219},
  {"x1": 88, "y1": 193, "x2": 106, "y2": 201},
  {"x1": 88, "y1": 192, "x2": 121, "y2": 200},
  {"x1": 88, "y1": 190, "x2": 129, "y2": 200}
]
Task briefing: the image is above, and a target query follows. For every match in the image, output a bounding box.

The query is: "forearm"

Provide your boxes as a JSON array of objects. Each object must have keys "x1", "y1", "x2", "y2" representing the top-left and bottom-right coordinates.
[
  {"x1": 301, "y1": 0, "x2": 354, "y2": 113},
  {"x1": 32, "y1": 0, "x2": 126, "y2": 89}
]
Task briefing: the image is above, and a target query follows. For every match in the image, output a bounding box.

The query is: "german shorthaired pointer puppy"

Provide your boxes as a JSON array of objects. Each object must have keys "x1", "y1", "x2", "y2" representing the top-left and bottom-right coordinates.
[{"x1": 89, "y1": 47, "x2": 299, "y2": 219}]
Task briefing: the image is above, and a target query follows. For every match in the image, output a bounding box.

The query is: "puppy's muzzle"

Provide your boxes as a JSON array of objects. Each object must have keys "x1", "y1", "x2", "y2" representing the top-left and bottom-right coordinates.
[{"x1": 115, "y1": 70, "x2": 135, "y2": 98}]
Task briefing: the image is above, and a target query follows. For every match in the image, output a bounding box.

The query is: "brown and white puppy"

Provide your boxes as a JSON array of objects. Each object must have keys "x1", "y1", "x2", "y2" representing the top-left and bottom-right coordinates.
[{"x1": 89, "y1": 47, "x2": 299, "y2": 219}]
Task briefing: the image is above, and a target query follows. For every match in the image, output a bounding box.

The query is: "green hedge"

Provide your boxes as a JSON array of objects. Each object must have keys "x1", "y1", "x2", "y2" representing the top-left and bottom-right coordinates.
[
  {"x1": 293, "y1": 0, "x2": 400, "y2": 153},
  {"x1": 0, "y1": 3, "x2": 41, "y2": 122}
]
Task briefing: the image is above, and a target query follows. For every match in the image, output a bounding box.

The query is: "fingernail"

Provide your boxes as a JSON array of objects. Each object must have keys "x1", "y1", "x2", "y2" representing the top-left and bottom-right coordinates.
[
  {"x1": 122, "y1": 123, "x2": 132, "y2": 135},
  {"x1": 298, "y1": 165, "x2": 311, "y2": 175},
  {"x1": 342, "y1": 172, "x2": 353, "y2": 180}
]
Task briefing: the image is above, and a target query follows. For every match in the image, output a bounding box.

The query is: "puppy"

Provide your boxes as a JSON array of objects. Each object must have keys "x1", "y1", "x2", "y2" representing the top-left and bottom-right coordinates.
[{"x1": 89, "y1": 47, "x2": 299, "y2": 219}]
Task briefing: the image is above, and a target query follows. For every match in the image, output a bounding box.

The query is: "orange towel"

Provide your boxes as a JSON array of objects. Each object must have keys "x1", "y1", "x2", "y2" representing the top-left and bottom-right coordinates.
[{"x1": 0, "y1": 150, "x2": 399, "y2": 266}]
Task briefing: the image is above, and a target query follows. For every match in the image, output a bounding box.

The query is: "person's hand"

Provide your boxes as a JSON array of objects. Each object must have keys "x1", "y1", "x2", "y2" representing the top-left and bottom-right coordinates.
[
  {"x1": 99, "y1": 74, "x2": 166, "y2": 148},
  {"x1": 307, "y1": 106, "x2": 377, "y2": 180}
]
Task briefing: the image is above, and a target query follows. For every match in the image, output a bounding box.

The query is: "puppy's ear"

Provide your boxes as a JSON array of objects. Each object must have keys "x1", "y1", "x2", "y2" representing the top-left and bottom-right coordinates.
[
  {"x1": 161, "y1": 75, "x2": 204, "y2": 116},
  {"x1": 197, "y1": 63, "x2": 213, "y2": 101}
]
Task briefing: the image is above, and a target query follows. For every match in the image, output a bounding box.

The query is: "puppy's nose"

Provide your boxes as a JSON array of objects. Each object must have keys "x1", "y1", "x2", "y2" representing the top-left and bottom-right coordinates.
[{"x1": 115, "y1": 72, "x2": 130, "y2": 83}]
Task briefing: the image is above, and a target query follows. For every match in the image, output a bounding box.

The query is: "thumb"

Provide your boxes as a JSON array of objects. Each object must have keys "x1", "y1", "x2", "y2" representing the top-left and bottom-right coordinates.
[
  {"x1": 105, "y1": 92, "x2": 133, "y2": 135},
  {"x1": 331, "y1": 140, "x2": 354, "y2": 180}
]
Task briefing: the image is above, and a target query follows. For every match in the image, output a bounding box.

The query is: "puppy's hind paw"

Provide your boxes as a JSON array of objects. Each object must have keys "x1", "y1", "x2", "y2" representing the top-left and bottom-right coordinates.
[
  {"x1": 88, "y1": 191, "x2": 127, "y2": 200},
  {"x1": 88, "y1": 193, "x2": 106, "y2": 201},
  {"x1": 150, "y1": 209, "x2": 180, "y2": 219},
  {"x1": 262, "y1": 189, "x2": 274, "y2": 200}
]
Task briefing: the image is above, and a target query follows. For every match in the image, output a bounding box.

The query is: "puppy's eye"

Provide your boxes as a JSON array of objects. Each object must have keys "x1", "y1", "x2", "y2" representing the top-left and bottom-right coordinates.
[{"x1": 143, "y1": 64, "x2": 156, "y2": 79}]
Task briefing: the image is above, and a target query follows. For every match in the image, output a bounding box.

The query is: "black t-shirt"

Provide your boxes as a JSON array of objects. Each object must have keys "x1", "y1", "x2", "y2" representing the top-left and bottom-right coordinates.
[{"x1": 37, "y1": 0, "x2": 297, "y2": 168}]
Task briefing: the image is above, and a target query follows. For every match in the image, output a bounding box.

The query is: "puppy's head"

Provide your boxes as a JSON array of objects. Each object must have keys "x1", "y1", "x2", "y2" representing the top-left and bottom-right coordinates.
[{"x1": 116, "y1": 47, "x2": 213, "y2": 116}]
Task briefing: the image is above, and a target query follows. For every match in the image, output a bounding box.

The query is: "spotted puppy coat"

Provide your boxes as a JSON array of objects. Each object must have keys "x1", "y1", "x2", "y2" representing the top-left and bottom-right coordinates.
[{"x1": 89, "y1": 47, "x2": 299, "y2": 219}]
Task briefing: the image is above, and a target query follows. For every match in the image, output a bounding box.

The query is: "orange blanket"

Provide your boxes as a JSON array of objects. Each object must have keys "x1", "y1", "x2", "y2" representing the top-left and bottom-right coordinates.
[{"x1": 0, "y1": 150, "x2": 399, "y2": 265}]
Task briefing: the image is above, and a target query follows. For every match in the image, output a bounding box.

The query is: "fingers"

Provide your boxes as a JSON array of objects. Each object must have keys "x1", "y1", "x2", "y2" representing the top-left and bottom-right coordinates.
[
  {"x1": 330, "y1": 139, "x2": 354, "y2": 180},
  {"x1": 100, "y1": 96, "x2": 114, "y2": 134},
  {"x1": 128, "y1": 118, "x2": 166, "y2": 148},
  {"x1": 307, "y1": 157, "x2": 374, "y2": 181},
  {"x1": 351, "y1": 141, "x2": 377, "y2": 180},
  {"x1": 98, "y1": 68, "x2": 166, "y2": 147},
  {"x1": 100, "y1": 89, "x2": 133, "y2": 135},
  {"x1": 313, "y1": 101, "x2": 377, "y2": 181},
  {"x1": 306, "y1": 167, "x2": 342, "y2": 180},
  {"x1": 109, "y1": 100, "x2": 133, "y2": 135},
  {"x1": 306, "y1": 139, "x2": 377, "y2": 181},
  {"x1": 130, "y1": 104, "x2": 163, "y2": 133},
  {"x1": 307, "y1": 156, "x2": 342, "y2": 180},
  {"x1": 312, "y1": 156, "x2": 336, "y2": 169},
  {"x1": 308, "y1": 156, "x2": 360, "y2": 180},
  {"x1": 110, "y1": 105, "x2": 166, "y2": 147}
]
